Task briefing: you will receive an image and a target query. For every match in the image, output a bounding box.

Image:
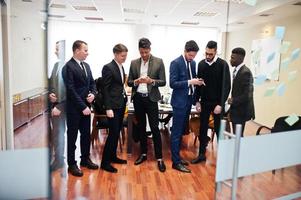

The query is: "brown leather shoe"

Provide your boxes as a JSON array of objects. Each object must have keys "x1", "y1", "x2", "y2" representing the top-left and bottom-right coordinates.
[{"x1": 68, "y1": 164, "x2": 83, "y2": 177}]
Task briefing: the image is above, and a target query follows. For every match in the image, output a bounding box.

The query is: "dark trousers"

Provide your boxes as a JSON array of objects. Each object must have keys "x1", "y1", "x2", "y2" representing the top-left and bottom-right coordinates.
[
  {"x1": 199, "y1": 103, "x2": 221, "y2": 154},
  {"x1": 171, "y1": 96, "x2": 192, "y2": 165},
  {"x1": 50, "y1": 102, "x2": 66, "y2": 162},
  {"x1": 232, "y1": 121, "x2": 246, "y2": 137},
  {"x1": 133, "y1": 94, "x2": 162, "y2": 159},
  {"x1": 101, "y1": 106, "x2": 125, "y2": 165},
  {"x1": 66, "y1": 112, "x2": 91, "y2": 166}
]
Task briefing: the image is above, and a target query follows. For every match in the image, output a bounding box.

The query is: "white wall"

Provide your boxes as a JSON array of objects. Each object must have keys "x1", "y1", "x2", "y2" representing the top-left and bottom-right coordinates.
[
  {"x1": 226, "y1": 13, "x2": 301, "y2": 126},
  {"x1": 10, "y1": 0, "x2": 47, "y2": 94},
  {"x1": 48, "y1": 20, "x2": 220, "y2": 93}
]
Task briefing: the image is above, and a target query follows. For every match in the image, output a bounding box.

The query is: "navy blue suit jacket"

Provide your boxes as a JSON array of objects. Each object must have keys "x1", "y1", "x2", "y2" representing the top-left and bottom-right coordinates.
[
  {"x1": 170, "y1": 55, "x2": 197, "y2": 108},
  {"x1": 63, "y1": 58, "x2": 96, "y2": 114}
]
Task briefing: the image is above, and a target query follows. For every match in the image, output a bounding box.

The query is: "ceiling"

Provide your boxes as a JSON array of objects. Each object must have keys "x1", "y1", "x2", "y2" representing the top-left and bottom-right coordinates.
[{"x1": 18, "y1": 0, "x2": 301, "y2": 31}]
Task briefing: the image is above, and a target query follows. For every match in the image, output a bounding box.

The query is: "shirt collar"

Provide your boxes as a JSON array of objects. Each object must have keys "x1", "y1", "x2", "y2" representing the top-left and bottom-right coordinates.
[
  {"x1": 235, "y1": 63, "x2": 244, "y2": 72},
  {"x1": 205, "y1": 55, "x2": 218, "y2": 66},
  {"x1": 73, "y1": 57, "x2": 82, "y2": 66},
  {"x1": 113, "y1": 59, "x2": 123, "y2": 68}
]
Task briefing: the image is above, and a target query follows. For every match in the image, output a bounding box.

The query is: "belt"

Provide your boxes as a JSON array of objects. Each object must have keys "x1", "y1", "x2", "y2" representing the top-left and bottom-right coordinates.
[{"x1": 136, "y1": 92, "x2": 149, "y2": 97}]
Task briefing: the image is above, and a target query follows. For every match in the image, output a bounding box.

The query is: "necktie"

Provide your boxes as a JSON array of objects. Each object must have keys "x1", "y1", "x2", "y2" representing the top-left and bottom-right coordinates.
[
  {"x1": 80, "y1": 62, "x2": 87, "y2": 77},
  {"x1": 187, "y1": 61, "x2": 193, "y2": 95},
  {"x1": 233, "y1": 67, "x2": 237, "y2": 79}
]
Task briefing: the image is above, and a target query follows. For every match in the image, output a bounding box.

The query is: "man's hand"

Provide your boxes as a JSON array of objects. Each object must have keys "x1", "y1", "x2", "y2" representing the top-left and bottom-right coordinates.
[
  {"x1": 82, "y1": 107, "x2": 91, "y2": 115},
  {"x1": 51, "y1": 107, "x2": 61, "y2": 116},
  {"x1": 195, "y1": 102, "x2": 201, "y2": 112},
  {"x1": 188, "y1": 78, "x2": 206, "y2": 86},
  {"x1": 145, "y1": 76, "x2": 154, "y2": 84},
  {"x1": 106, "y1": 109, "x2": 114, "y2": 118},
  {"x1": 86, "y1": 93, "x2": 95, "y2": 103},
  {"x1": 49, "y1": 93, "x2": 57, "y2": 103},
  {"x1": 213, "y1": 105, "x2": 222, "y2": 114}
]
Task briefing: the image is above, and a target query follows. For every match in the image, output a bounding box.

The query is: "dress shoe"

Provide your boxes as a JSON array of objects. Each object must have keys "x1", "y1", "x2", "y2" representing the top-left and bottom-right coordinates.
[
  {"x1": 134, "y1": 155, "x2": 147, "y2": 165},
  {"x1": 157, "y1": 160, "x2": 166, "y2": 172},
  {"x1": 112, "y1": 157, "x2": 127, "y2": 164},
  {"x1": 80, "y1": 158, "x2": 99, "y2": 169},
  {"x1": 101, "y1": 164, "x2": 118, "y2": 173},
  {"x1": 51, "y1": 159, "x2": 64, "y2": 171},
  {"x1": 68, "y1": 164, "x2": 83, "y2": 177},
  {"x1": 191, "y1": 154, "x2": 206, "y2": 164},
  {"x1": 180, "y1": 159, "x2": 189, "y2": 166},
  {"x1": 172, "y1": 163, "x2": 191, "y2": 173}
]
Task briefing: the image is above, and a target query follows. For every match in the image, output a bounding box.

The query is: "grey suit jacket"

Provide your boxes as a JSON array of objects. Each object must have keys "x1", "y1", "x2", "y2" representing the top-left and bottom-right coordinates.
[
  {"x1": 230, "y1": 65, "x2": 255, "y2": 122},
  {"x1": 127, "y1": 55, "x2": 166, "y2": 102}
]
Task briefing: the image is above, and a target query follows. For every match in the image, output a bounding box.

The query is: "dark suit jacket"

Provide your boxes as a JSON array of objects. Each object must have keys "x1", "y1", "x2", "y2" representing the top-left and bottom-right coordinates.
[
  {"x1": 102, "y1": 60, "x2": 127, "y2": 110},
  {"x1": 230, "y1": 65, "x2": 255, "y2": 122},
  {"x1": 63, "y1": 58, "x2": 96, "y2": 114},
  {"x1": 127, "y1": 55, "x2": 166, "y2": 102},
  {"x1": 170, "y1": 55, "x2": 197, "y2": 108}
]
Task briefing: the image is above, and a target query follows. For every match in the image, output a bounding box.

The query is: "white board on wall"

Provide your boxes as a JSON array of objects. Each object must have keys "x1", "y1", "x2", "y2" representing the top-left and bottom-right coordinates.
[{"x1": 251, "y1": 37, "x2": 281, "y2": 80}]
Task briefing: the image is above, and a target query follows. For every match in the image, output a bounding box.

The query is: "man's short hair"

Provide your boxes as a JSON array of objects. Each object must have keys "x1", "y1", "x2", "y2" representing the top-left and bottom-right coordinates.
[
  {"x1": 232, "y1": 47, "x2": 246, "y2": 57},
  {"x1": 206, "y1": 40, "x2": 217, "y2": 50},
  {"x1": 72, "y1": 40, "x2": 87, "y2": 52},
  {"x1": 185, "y1": 40, "x2": 199, "y2": 52},
  {"x1": 113, "y1": 43, "x2": 128, "y2": 54},
  {"x1": 139, "y1": 38, "x2": 151, "y2": 49}
]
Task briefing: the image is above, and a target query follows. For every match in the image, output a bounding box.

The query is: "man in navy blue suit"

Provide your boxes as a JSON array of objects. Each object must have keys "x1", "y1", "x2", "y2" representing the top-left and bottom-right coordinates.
[
  {"x1": 169, "y1": 40, "x2": 205, "y2": 173},
  {"x1": 63, "y1": 40, "x2": 99, "y2": 177}
]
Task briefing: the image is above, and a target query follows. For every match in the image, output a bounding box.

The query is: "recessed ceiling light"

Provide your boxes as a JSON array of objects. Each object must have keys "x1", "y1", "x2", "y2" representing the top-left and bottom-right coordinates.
[
  {"x1": 48, "y1": 14, "x2": 65, "y2": 18},
  {"x1": 194, "y1": 11, "x2": 218, "y2": 17},
  {"x1": 50, "y1": 4, "x2": 66, "y2": 9},
  {"x1": 123, "y1": 8, "x2": 144, "y2": 14},
  {"x1": 73, "y1": 6, "x2": 97, "y2": 11},
  {"x1": 181, "y1": 21, "x2": 199, "y2": 25},
  {"x1": 85, "y1": 17, "x2": 103, "y2": 21},
  {"x1": 259, "y1": 13, "x2": 272, "y2": 17}
]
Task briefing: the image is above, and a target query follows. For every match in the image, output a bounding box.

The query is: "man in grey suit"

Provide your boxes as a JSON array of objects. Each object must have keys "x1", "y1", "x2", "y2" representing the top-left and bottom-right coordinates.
[
  {"x1": 127, "y1": 38, "x2": 166, "y2": 172},
  {"x1": 228, "y1": 47, "x2": 255, "y2": 136}
]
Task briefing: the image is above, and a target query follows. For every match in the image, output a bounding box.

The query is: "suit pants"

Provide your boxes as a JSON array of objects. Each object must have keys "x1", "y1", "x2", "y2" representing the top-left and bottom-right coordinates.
[
  {"x1": 50, "y1": 102, "x2": 66, "y2": 163},
  {"x1": 231, "y1": 121, "x2": 246, "y2": 137},
  {"x1": 66, "y1": 112, "x2": 91, "y2": 166},
  {"x1": 171, "y1": 95, "x2": 192, "y2": 165},
  {"x1": 133, "y1": 94, "x2": 162, "y2": 159},
  {"x1": 101, "y1": 106, "x2": 125, "y2": 165},
  {"x1": 199, "y1": 103, "x2": 221, "y2": 154}
]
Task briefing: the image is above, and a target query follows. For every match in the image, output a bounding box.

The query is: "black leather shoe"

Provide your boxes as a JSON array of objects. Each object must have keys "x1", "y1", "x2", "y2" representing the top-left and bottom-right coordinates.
[
  {"x1": 180, "y1": 159, "x2": 189, "y2": 166},
  {"x1": 172, "y1": 163, "x2": 191, "y2": 173},
  {"x1": 157, "y1": 160, "x2": 166, "y2": 172},
  {"x1": 134, "y1": 155, "x2": 147, "y2": 165},
  {"x1": 191, "y1": 154, "x2": 206, "y2": 164},
  {"x1": 68, "y1": 164, "x2": 83, "y2": 177},
  {"x1": 80, "y1": 158, "x2": 99, "y2": 169},
  {"x1": 112, "y1": 157, "x2": 127, "y2": 164},
  {"x1": 101, "y1": 164, "x2": 118, "y2": 173}
]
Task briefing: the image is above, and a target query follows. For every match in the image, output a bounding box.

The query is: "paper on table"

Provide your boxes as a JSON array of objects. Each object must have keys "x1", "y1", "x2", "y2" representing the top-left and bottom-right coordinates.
[{"x1": 285, "y1": 114, "x2": 299, "y2": 126}]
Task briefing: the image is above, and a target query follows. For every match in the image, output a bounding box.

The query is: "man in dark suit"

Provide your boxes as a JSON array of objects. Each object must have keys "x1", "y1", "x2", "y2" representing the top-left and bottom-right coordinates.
[
  {"x1": 101, "y1": 44, "x2": 128, "y2": 173},
  {"x1": 193, "y1": 41, "x2": 231, "y2": 164},
  {"x1": 127, "y1": 38, "x2": 166, "y2": 172},
  {"x1": 170, "y1": 40, "x2": 205, "y2": 173},
  {"x1": 63, "y1": 40, "x2": 98, "y2": 177},
  {"x1": 49, "y1": 41, "x2": 66, "y2": 171},
  {"x1": 228, "y1": 47, "x2": 255, "y2": 136}
]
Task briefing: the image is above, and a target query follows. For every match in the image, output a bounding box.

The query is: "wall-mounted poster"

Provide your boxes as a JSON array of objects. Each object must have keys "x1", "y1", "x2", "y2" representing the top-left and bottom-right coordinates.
[{"x1": 251, "y1": 37, "x2": 281, "y2": 80}]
